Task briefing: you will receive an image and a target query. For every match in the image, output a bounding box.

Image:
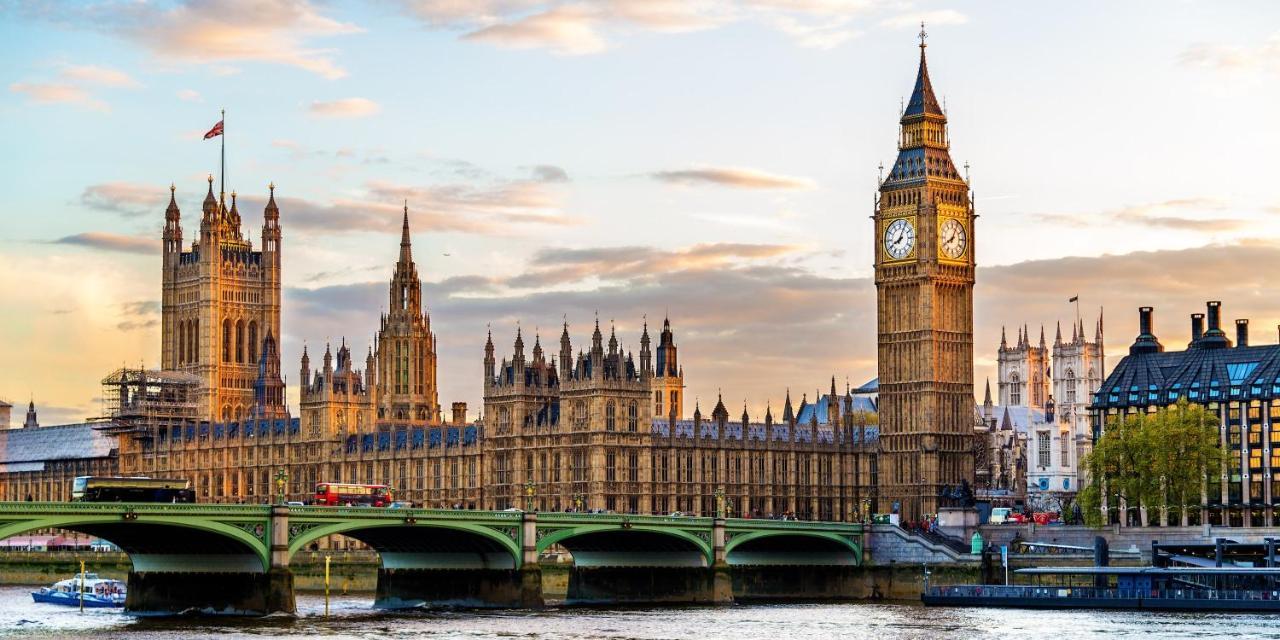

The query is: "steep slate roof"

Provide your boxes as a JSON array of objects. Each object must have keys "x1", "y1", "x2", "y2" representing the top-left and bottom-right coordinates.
[
  {"x1": 981, "y1": 406, "x2": 1047, "y2": 433},
  {"x1": 0, "y1": 422, "x2": 116, "y2": 472},
  {"x1": 1094, "y1": 342, "x2": 1280, "y2": 409},
  {"x1": 794, "y1": 393, "x2": 877, "y2": 425},
  {"x1": 903, "y1": 47, "x2": 943, "y2": 117}
]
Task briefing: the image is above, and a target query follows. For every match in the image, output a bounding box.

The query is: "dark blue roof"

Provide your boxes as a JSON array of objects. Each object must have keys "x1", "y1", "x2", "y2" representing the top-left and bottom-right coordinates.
[
  {"x1": 883, "y1": 146, "x2": 963, "y2": 186},
  {"x1": 903, "y1": 50, "x2": 943, "y2": 118},
  {"x1": 1094, "y1": 342, "x2": 1280, "y2": 409}
]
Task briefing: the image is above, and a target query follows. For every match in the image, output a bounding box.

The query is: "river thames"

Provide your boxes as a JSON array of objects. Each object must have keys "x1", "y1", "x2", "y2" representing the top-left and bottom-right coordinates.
[{"x1": 0, "y1": 587, "x2": 1276, "y2": 639}]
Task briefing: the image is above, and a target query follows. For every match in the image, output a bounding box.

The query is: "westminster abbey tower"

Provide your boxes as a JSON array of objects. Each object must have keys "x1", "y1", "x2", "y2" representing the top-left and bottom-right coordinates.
[{"x1": 873, "y1": 30, "x2": 976, "y2": 519}]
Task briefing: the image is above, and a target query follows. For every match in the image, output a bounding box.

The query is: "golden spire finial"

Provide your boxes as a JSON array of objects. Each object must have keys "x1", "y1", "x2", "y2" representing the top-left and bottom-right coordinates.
[
  {"x1": 170, "y1": 182, "x2": 176, "y2": 193},
  {"x1": 207, "y1": 174, "x2": 214, "y2": 184},
  {"x1": 919, "y1": 21, "x2": 927, "y2": 49},
  {"x1": 268, "y1": 181, "x2": 275, "y2": 193}
]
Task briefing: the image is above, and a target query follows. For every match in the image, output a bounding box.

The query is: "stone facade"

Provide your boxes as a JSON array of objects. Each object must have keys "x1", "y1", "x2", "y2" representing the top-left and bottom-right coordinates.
[
  {"x1": 873, "y1": 34, "x2": 976, "y2": 520},
  {"x1": 161, "y1": 179, "x2": 285, "y2": 422},
  {"x1": 483, "y1": 321, "x2": 880, "y2": 519}
]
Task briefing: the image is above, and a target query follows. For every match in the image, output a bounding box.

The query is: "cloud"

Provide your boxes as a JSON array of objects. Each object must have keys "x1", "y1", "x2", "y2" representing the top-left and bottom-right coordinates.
[
  {"x1": 56, "y1": 63, "x2": 141, "y2": 88},
  {"x1": 8, "y1": 82, "x2": 108, "y2": 111},
  {"x1": 18, "y1": 0, "x2": 361, "y2": 79},
  {"x1": 177, "y1": 89, "x2": 202, "y2": 102},
  {"x1": 650, "y1": 167, "x2": 816, "y2": 190},
  {"x1": 465, "y1": 5, "x2": 607, "y2": 55},
  {"x1": 51, "y1": 232, "x2": 157, "y2": 254},
  {"x1": 529, "y1": 165, "x2": 569, "y2": 183},
  {"x1": 80, "y1": 182, "x2": 167, "y2": 217},
  {"x1": 1035, "y1": 197, "x2": 1249, "y2": 232},
  {"x1": 309, "y1": 97, "x2": 381, "y2": 118},
  {"x1": 879, "y1": 9, "x2": 969, "y2": 29},
  {"x1": 117, "y1": 300, "x2": 160, "y2": 331},
  {"x1": 285, "y1": 239, "x2": 1280, "y2": 419},
  {"x1": 1180, "y1": 31, "x2": 1280, "y2": 74},
  {"x1": 400, "y1": 0, "x2": 942, "y2": 53},
  {"x1": 238, "y1": 174, "x2": 579, "y2": 237}
]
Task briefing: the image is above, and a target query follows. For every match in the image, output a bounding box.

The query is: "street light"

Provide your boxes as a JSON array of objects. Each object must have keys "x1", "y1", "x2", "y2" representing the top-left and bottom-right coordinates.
[
  {"x1": 573, "y1": 494, "x2": 584, "y2": 513},
  {"x1": 714, "y1": 487, "x2": 725, "y2": 519},
  {"x1": 524, "y1": 480, "x2": 536, "y2": 512},
  {"x1": 275, "y1": 468, "x2": 288, "y2": 505}
]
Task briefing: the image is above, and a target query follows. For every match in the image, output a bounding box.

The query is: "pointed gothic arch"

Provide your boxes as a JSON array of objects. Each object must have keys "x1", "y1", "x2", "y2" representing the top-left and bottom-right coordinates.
[
  {"x1": 248, "y1": 321, "x2": 258, "y2": 364},
  {"x1": 235, "y1": 319, "x2": 245, "y2": 363},
  {"x1": 222, "y1": 318, "x2": 232, "y2": 362}
]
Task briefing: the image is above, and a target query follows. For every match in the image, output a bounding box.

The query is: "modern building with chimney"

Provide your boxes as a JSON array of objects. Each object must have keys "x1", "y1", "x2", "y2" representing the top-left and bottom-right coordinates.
[{"x1": 1093, "y1": 302, "x2": 1280, "y2": 527}]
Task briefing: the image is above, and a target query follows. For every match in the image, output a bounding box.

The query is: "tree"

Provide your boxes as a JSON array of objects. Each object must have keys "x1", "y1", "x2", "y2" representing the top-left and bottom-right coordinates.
[{"x1": 1079, "y1": 399, "x2": 1223, "y2": 527}]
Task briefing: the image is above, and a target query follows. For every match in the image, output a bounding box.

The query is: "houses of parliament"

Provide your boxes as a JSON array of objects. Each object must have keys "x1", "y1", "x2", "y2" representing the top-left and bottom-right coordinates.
[{"x1": 0, "y1": 34, "x2": 978, "y2": 522}]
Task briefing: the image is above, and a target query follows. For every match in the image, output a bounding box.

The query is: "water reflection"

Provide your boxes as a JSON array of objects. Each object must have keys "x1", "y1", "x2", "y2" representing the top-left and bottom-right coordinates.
[{"x1": 0, "y1": 587, "x2": 1276, "y2": 639}]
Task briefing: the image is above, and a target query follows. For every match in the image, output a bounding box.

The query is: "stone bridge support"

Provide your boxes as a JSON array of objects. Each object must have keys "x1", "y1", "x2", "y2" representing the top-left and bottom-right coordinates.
[
  {"x1": 124, "y1": 505, "x2": 295, "y2": 616},
  {"x1": 559, "y1": 518, "x2": 731, "y2": 605},
  {"x1": 374, "y1": 511, "x2": 543, "y2": 609}
]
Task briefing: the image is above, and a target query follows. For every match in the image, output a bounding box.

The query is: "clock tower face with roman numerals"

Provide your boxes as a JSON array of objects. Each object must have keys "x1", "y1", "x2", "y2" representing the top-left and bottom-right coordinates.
[{"x1": 872, "y1": 31, "x2": 976, "y2": 521}]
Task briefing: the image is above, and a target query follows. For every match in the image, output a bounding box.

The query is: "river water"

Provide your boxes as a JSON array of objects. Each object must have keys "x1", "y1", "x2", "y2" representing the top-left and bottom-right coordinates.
[{"x1": 0, "y1": 587, "x2": 1276, "y2": 639}]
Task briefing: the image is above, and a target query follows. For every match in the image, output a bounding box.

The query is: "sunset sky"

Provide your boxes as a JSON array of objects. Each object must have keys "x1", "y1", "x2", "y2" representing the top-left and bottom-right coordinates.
[{"x1": 2, "y1": 1, "x2": 1279, "y2": 425}]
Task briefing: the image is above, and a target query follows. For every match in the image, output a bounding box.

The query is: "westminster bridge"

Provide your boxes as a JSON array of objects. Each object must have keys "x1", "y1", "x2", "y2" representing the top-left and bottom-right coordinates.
[{"x1": 0, "y1": 503, "x2": 864, "y2": 615}]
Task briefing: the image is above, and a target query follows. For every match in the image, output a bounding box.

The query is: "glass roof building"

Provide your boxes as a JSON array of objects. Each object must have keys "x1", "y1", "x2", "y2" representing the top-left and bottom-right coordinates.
[{"x1": 1092, "y1": 302, "x2": 1280, "y2": 527}]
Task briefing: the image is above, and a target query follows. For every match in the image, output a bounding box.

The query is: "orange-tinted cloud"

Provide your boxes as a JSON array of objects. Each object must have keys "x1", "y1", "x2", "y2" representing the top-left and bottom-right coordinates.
[
  {"x1": 650, "y1": 167, "x2": 816, "y2": 190},
  {"x1": 402, "y1": 0, "x2": 953, "y2": 53},
  {"x1": 309, "y1": 98, "x2": 381, "y2": 118},
  {"x1": 8, "y1": 82, "x2": 108, "y2": 111},
  {"x1": 1180, "y1": 31, "x2": 1280, "y2": 73},
  {"x1": 80, "y1": 182, "x2": 167, "y2": 217},
  {"x1": 52, "y1": 232, "x2": 157, "y2": 254},
  {"x1": 20, "y1": 0, "x2": 361, "y2": 79}
]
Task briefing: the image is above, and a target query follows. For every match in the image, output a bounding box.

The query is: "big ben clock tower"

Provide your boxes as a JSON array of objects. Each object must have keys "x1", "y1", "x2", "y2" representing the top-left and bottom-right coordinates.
[{"x1": 874, "y1": 26, "x2": 975, "y2": 520}]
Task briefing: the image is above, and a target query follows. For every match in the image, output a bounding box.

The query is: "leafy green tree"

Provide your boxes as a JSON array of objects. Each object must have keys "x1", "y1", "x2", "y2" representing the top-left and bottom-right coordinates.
[{"x1": 1080, "y1": 399, "x2": 1223, "y2": 527}]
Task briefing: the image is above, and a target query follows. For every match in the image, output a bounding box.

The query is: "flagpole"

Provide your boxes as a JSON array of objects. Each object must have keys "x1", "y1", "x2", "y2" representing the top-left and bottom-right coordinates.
[{"x1": 220, "y1": 108, "x2": 226, "y2": 211}]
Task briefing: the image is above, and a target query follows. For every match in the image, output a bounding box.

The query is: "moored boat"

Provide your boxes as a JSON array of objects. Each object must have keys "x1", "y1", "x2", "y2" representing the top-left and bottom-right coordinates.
[
  {"x1": 31, "y1": 573, "x2": 126, "y2": 608},
  {"x1": 924, "y1": 566, "x2": 1280, "y2": 612}
]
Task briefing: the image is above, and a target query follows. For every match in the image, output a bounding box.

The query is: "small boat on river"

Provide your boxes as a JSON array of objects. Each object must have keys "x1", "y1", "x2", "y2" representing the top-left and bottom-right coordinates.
[{"x1": 31, "y1": 574, "x2": 126, "y2": 608}]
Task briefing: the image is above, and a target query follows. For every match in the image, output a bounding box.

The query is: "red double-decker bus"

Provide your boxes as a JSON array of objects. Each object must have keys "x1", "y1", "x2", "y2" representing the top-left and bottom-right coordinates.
[{"x1": 313, "y1": 483, "x2": 392, "y2": 507}]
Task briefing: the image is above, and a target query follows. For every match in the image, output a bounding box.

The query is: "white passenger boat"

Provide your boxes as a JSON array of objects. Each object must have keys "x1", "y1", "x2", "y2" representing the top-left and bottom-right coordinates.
[{"x1": 31, "y1": 573, "x2": 126, "y2": 608}]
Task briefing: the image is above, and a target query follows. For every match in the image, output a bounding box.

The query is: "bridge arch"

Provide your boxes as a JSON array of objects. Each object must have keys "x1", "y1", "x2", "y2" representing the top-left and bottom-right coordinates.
[
  {"x1": 725, "y1": 530, "x2": 860, "y2": 566},
  {"x1": 0, "y1": 513, "x2": 270, "y2": 573},
  {"x1": 537, "y1": 524, "x2": 712, "y2": 567},
  {"x1": 288, "y1": 520, "x2": 521, "y2": 570}
]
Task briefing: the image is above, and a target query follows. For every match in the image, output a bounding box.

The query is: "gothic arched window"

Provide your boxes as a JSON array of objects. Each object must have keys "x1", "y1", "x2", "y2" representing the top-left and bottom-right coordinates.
[
  {"x1": 222, "y1": 319, "x2": 232, "y2": 362},
  {"x1": 627, "y1": 401, "x2": 638, "y2": 432},
  {"x1": 1065, "y1": 369, "x2": 1077, "y2": 405},
  {"x1": 606, "y1": 401, "x2": 617, "y2": 431},
  {"x1": 178, "y1": 321, "x2": 186, "y2": 364},
  {"x1": 1010, "y1": 372, "x2": 1022, "y2": 406},
  {"x1": 573, "y1": 402, "x2": 587, "y2": 431},
  {"x1": 248, "y1": 321, "x2": 258, "y2": 364},
  {"x1": 191, "y1": 318, "x2": 198, "y2": 364},
  {"x1": 235, "y1": 319, "x2": 245, "y2": 363}
]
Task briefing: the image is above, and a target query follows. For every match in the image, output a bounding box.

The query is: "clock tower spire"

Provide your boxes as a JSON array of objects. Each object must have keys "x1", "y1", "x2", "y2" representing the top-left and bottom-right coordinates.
[{"x1": 873, "y1": 27, "x2": 976, "y2": 520}]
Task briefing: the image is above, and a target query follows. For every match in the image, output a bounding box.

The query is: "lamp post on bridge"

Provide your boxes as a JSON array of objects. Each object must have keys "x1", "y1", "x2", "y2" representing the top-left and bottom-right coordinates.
[
  {"x1": 714, "y1": 487, "x2": 725, "y2": 519},
  {"x1": 274, "y1": 468, "x2": 288, "y2": 505},
  {"x1": 524, "y1": 480, "x2": 536, "y2": 512},
  {"x1": 573, "y1": 493, "x2": 584, "y2": 513}
]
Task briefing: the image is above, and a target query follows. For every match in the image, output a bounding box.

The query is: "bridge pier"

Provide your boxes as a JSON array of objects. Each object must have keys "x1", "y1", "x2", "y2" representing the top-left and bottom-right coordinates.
[
  {"x1": 564, "y1": 518, "x2": 733, "y2": 605},
  {"x1": 730, "y1": 565, "x2": 862, "y2": 601},
  {"x1": 372, "y1": 512, "x2": 542, "y2": 609},
  {"x1": 124, "y1": 568, "x2": 293, "y2": 616}
]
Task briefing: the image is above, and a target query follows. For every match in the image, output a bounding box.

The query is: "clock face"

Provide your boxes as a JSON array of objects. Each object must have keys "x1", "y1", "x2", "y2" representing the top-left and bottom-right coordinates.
[
  {"x1": 883, "y1": 218, "x2": 915, "y2": 260},
  {"x1": 940, "y1": 218, "x2": 967, "y2": 259}
]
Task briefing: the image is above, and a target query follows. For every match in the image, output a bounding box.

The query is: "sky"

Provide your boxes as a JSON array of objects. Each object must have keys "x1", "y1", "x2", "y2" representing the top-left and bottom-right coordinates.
[{"x1": 1, "y1": 0, "x2": 1279, "y2": 425}]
